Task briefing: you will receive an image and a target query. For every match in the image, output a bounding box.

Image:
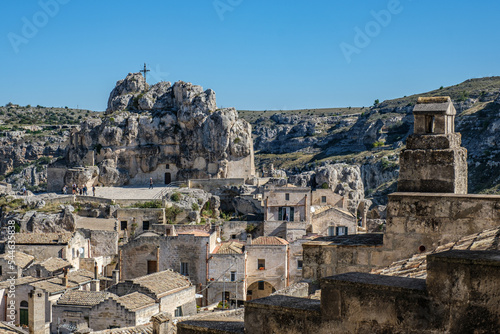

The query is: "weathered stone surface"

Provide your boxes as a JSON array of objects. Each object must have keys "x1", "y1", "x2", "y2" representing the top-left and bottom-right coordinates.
[{"x1": 57, "y1": 74, "x2": 254, "y2": 186}]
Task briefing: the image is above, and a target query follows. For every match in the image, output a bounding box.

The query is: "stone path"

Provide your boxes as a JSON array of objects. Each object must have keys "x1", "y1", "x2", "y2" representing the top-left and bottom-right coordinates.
[{"x1": 79, "y1": 185, "x2": 174, "y2": 200}]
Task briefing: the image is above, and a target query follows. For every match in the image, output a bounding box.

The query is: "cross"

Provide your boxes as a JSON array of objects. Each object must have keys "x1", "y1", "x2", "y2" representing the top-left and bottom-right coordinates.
[{"x1": 140, "y1": 63, "x2": 150, "y2": 83}]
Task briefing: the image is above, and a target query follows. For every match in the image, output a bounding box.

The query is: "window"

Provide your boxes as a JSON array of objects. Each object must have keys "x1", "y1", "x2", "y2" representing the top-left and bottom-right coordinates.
[
  {"x1": 247, "y1": 289, "x2": 253, "y2": 295},
  {"x1": 278, "y1": 207, "x2": 294, "y2": 221},
  {"x1": 79, "y1": 247, "x2": 85, "y2": 258},
  {"x1": 285, "y1": 193, "x2": 290, "y2": 201},
  {"x1": 0, "y1": 265, "x2": 2, "y2": 275},
  {"x1": 321, "y1": 196, "x2": 327, "y2": 203},
  {"x1": 120, "y1": 221, "x2": 128, "y2": 230},
  {"x1": 328, "y1": 226, "x2": 335, "y2": 237},
  {"x1": 257, "y1": 259, "x2": 265, "y2": 270},
  {"x1": 180, "y1": 262, "x2": 189, "y2": 276},
  {"x1": 174, "y1": 306, "x2": 183, "y2": 317},
  {"x1": 231, "y1": 234, "x2": 236, "y2": 239},
  {"x1": 425, "y1": 115, "x2": 435, "y2": 134},
  {"x1": 258, "y1": 281, "x2": 265, "y2": 290},
  {"x1": 143, "y1": 220, "x2": 150, "y2": 231},
  {"x1": 336, "y1": 226, "x2": 348, "y2": 236},
  {"x1": 36, "y1": 269, "x2": 41, "y2": 277},
  {"x1": 230, "y1": 271, "x2": 236, "y2": 282},
  {"x1": 297, "y1": 260, "x2": 303, "y2": 270},
  {"x1": 166, "y1": 164, "x2": 170, "y2": 170}
]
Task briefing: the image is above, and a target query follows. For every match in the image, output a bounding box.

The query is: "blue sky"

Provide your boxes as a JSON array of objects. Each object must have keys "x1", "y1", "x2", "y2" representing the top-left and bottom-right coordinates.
[{"x1": 1, "y1": 0, "x2": 500, "y2": 111}]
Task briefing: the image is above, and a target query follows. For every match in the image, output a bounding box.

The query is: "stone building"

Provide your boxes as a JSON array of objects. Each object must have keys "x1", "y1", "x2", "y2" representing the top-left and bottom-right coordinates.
[
  {"x1": 245, "y1": 236, "x2": 289, "y2": 301},
  {"x1": 302, "y1": 96, "x2": 500, "y2": 281},
  {"x1": 0, "y1": 251, "x2": 34, "y2": 281},
  {"x1": 207, "y1": 241, "x2": 246, "y2": 307},
  {"x1": 116, "y1": 207, "x2": 165, "y2": 236},
  {"x1": 24, "y1": 257, "x2": 72, "y2": 278},
  {"x1": 109, "y1": 270, "x2": 196, "y2": 318},
  {"x1": 13, "y1": 231, "x2": 90, "y2": 269},
  {"x1": 52, "y1": 290, "x2": 159, "y2": 333},
  {"x1": 118, "y1": 230, "x2": 217, "y2": 304}
]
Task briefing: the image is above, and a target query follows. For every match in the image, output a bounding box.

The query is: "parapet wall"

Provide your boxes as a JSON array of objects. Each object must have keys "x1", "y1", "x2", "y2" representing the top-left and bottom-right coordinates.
[{"x1": 384, "y1": 192, "x2": 500, "y2": 264}]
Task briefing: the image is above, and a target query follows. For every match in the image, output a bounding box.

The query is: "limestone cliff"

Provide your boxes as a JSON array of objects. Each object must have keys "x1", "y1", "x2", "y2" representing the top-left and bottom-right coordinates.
[{"x1": 52, "y1": 73, "x2": 254, "y2": 188}]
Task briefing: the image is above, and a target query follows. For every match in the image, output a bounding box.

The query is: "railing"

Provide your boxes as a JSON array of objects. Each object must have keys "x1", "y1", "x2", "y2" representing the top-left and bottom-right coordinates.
[{"x1": 152, "y1": 181, "x2": 184, "y2": 200}]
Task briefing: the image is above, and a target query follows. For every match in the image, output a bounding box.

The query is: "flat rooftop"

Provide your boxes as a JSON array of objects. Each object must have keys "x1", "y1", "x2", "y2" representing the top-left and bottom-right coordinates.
[{"x1": 304, "y1": 233, "x2": 384, "y2": 247}]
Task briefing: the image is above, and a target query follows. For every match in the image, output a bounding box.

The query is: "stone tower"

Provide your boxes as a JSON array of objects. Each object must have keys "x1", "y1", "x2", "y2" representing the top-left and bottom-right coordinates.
[{"x1": 397, "y1": 96, "x2": 467, "y2": 194}]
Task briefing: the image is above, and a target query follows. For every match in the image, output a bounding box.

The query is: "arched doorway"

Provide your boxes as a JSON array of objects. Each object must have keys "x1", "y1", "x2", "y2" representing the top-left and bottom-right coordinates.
[
  {"x1": 246, "y1": 281, "x2": 275, "y2": 301},
  {"x1": 20, "y1": 300, "x2": 28, "y2": 326}
]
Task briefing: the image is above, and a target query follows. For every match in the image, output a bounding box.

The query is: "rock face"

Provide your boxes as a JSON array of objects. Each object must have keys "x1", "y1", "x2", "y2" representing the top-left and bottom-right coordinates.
[
  {"x1": 289, "y1": 163, "x2": 364, "y2": 214},
  {"x1": 51, "y1": 74, "x2": 255, "y2": 188}
]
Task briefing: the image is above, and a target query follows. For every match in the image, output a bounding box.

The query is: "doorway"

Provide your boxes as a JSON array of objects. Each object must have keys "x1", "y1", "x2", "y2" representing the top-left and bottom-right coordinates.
[{"x1": 164, "y1": 173, "x2": 171, "y2": 185}]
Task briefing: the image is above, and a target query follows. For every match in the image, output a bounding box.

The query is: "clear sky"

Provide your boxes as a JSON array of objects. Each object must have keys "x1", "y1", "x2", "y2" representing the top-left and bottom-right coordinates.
[{"x1": 1, "y1": 0, "x2": 500, "y2": 111}]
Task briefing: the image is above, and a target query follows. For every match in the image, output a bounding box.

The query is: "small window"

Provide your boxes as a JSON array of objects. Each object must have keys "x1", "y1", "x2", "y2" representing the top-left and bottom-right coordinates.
[
  {"x1": 120, "y1": 221, "x2": 128, "y2": 230},
  {"x1": 0, "y1": 265, "x2": 2, "y2": 275},
  {"x1": 166, "y1": 164, "x2": 170, "y2": 170},
  {"x1": 147, "y1": 260, "x2": 157, "y2": 274},
  {"x1": 328, "y1": 226, "x2": 335, "y2": 237},
  {"x1": 257, "y1": 259, "x2": 265, "y2": 270},
  {"x1": 230, "y1": 271, "x2": 236, "y2": 282},
  {"x1": 231, "y1": 234, "x2": 236, "y2": 239},
  {"x1": 285, "y1": 193, "x2": 290, "y2": 201},
  {"x1": 321, "y1": 196, "x2": 327, "y2": 203},
  {"x1": 20, "y1": 301, "x2": 28, "y2": 307},
  {"x1": 36, "y1": 269, "x2": 41, "y2": 278},
  {"x1": 247, "y1": 289, "x2": 253, "y2": 295},
  {"x1": 180, "y1": 262, "x2": 189, "y2": 276},
  {"x1": 143, "y1": 221, "x2": 150, "y2": 231},
  {"x1": 79, "y1": 247, "x2": 85, "y2": 258},
  {"x1": 174, "y1": 306, "x2": 183, "y2": 317},
  {"x1": 297, "y1": 260, "x2": 303, "y2": 270},
  {"x1": 336, "y1": 226, "x2": 348, "y2": 236},
  {"x1": 258, "y1": 281, "x2": 265, "y2": 290}
]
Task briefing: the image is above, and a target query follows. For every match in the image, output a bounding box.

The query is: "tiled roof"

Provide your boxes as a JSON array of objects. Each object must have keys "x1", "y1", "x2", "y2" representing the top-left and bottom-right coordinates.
[
  {"x1": 14, "y1": 232, "x2": 73, "y2": 244},
  {"x1": 0, "y1": 322, "x2": 27, "y2": 333},
  {"x1": 57, "y1": 290, "x2": 113, "y2": 306},
  {"x1": 178, "y1": 230, "x2": 210, "y2": 237},
  {"x1": 92, "y1": 324, "x2": 153, "y2": 334},
  {"x1": 0, "y1": 251, "x2": 34, "y2": 268},
  {"x1": 0, "y1": 276, "x2": 41, "y2": 289},
  {"x1": 130, "y1": 269, "x2": 191, "y2": 298},
  {"x1": 115, "y1": 292, "x2": 156, "y2": 311},
  {"x1": 215, "y1": 242, "x2": 245, "y2": 255},
  {"x1": 60, "y1": 268, "x2": 101, "y2": 284},
  {"x1": 38, "y1": 257, "x2": 72, "y2": 272},
  {"x1": 251, "y1": 236, "x2": 289, "y2": 246},
  {"x1": 372, "y1": 227, "x2": 500, "y2": 279},
  {"x1": 31, "y1": 279, "x2": 76, "y2": 294}
]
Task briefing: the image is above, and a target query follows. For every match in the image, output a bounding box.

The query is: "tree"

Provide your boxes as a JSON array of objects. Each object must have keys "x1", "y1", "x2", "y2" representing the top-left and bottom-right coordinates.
[{"x1": 374, "y1": 99, "x2": 380, "y2": 106}]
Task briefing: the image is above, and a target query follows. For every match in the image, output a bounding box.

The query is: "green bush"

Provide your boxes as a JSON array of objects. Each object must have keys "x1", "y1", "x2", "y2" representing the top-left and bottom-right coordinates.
[
  {"x1": 191, "y1": 203, "x2": 199, "y2": 211},
  {"x1": 165, "y1": 206, "x2": 183, "y2": 223},
  {"x1": 372, "y1": 140, "x2": 385, "y2": 148},
  {"x1": 170, "y1": 192, "x2": 181, "y2": 202},
  {"x1": 132, "y1": 201, "x2": 162, "y2": 208},
  {"x1": 321, "y1": 182, "x2": 329, "y2": 189}
]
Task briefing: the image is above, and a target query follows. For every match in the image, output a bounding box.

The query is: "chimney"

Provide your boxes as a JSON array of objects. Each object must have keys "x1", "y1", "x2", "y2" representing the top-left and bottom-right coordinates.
[
  {"x1": 246, "y1": 234, "x2": 252, "y2": 244},
  {"x1": 62, "y1": 268, "x2": 68, "y2": 288},
  {"x1": 91, "y1": 263, "x2": 100, "y2": 291},
  {"x1": 151, "y1": 312, "x2": 171, "y2": 334},
  {"x1": 112, "y1": 270, "x2": 120, "y2": 285},
  {"x1": 29, "y1": 288, "x2": 46, "y2": 334}
]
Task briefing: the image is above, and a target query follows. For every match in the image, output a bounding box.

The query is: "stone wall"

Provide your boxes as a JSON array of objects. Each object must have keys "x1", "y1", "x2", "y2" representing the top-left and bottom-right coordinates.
[
  {"x1": 207, "y1": 254, "x2": 246, "y2": 305},
  {"x1": 188, "y1": 178, "x2": 245, "y2": 193},
  {"x1": 159, "y1": 285, "x2": 197, "y2": 317},
  {"x1": 246, "y1": 244, "x2": 288, "y2": 295},
  {"x1": 116, "y1": 208, "x2": 165, "y2": 236},
  {"x1": 384, "y1": 192, "x2": 500, "y2": 264}
]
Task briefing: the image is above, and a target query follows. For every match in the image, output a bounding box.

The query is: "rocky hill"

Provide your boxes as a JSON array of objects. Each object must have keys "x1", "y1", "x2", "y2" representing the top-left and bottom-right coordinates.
[
  {"x1": 55, "y1": 73, "x2": 254, "y2": 187},
  {"x1": 1, "y1": 76, "x2": 500, "y2": 205},
  {"x1": 239, "y1": 77, "x2": 500, "y2": 204}
]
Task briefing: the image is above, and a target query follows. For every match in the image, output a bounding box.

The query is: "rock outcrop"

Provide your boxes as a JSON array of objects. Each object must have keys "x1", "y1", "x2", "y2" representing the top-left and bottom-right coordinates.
[{"x1": 50, "y1": 74, "x2": 255, "y2": 189}]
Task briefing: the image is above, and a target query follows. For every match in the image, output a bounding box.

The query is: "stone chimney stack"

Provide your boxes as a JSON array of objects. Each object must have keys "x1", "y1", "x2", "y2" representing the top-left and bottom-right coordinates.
[
  {"x1": 91, "y1": 264, "x2": 100, "y2": 291},
  {"x1": 151, "y1": 313, "x2": 171, "y2": 334},
  {"x1": 29, "y1": 288, "x2": 46, "y2": 334},
  {"x1": 398, "y1": 96, "x2": 467, "y2": 194},
  {"x1": 62, "y1": 268, "x2": 68, "y2": 288}
]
